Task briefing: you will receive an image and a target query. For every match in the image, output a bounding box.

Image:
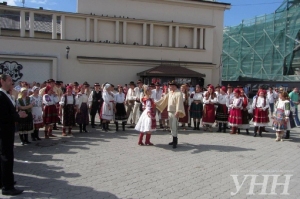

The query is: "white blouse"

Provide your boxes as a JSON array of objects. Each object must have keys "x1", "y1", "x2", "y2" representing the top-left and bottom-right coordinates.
[
  {"x1": 274, "y1": 99, "x2": 290, "y2": 118},
  {"x1": 252, "y1": 96, "x2": 269, "y2": 111},
  {"x1": 76, "y1": 93, "x2": 88, "y2": 109},
  {"x1": 217, "y1": 94, "x2": 228, "y2": 105},
  {"x1": 190, "y1": 92, "x2": 203, "y2": 105},
  {"x1": 59, "y1": 95, "x2": 78, "y2": 106},
  {"x1": 144, "y1": 99, "x2": 152, "y2": 112},
  {"x1": 203, "y1": 94, "x2": 218, "y2": 104},
  {"x1": 31, "y1": 95, "x2": 43, "y2": 108},
  {"x1": 43, "y1": 94, "x2": 59, "y2": 106},
  {"x1": 228, "y1": 97, "x2": 243, "y2": 109}
]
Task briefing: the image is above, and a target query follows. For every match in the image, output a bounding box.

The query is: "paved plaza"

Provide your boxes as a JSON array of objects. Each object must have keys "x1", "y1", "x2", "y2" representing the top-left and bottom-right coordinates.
[{"x1": 6, "y1": 118, "x2": 300, "y2": 199}]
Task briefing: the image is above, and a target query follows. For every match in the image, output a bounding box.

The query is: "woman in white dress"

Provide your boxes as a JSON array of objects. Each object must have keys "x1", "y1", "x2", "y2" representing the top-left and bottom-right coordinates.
[
  {"x1": 135, "y1": 86, "x2": 156, "y2": 146},
  {"x1": 31, "y1": 86, "x2": 43, "y2": 141},
  {"x1": 272, "y1": 91, "x2": 290, "y2": 142},
  {"x1": 100, "y1": 83, "x2": 115, "y2": 132}
]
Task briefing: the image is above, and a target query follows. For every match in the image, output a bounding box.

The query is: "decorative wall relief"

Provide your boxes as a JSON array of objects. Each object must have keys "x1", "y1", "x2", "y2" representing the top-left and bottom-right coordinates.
[{"x1": 0, "y1": 61, "x2": 23, "y2": 82}]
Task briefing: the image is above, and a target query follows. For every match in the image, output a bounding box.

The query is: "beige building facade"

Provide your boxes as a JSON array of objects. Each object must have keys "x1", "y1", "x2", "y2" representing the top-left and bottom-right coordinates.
[{"x1": 0, "y1": 0, "x2": 230, "y2": 85}]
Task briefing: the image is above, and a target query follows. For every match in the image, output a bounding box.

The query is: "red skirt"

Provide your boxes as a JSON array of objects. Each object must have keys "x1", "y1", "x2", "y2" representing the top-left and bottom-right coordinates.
[
  {"x1": 228, "y1": 108, "x2": 242, "y2": 126},
  {"x1": 253, "y1": 108, "x2": 269, "y2": 124},
  {"x1": 161, "y1": 108, "x2": 168, "y2": 120},
  {"x1": 179, "y1": 105, "x2": 189, "y2": 123},
  {"x1": 202, "y1": 104, "x2": 215, "y2": 124},
  {"x1": 43, "y1": 105, "x2": 59, "y2": 124}
]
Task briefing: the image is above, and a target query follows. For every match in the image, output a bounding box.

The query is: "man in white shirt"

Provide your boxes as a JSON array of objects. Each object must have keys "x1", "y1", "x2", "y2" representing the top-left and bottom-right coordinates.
[
  {"x1": 151, "y1": 82, "x2": 163, "y2": 128},
  {"x1": 132, "y1": 80, "x2": 144, "y2": 127},
  {"x1": 125, "y1": 81, "x2": 138, "y2": 128}
]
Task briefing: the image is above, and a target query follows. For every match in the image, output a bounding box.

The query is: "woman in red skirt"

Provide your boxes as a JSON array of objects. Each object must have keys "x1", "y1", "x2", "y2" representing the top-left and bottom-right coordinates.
[
  {"x1": 251, "y1": 89, "x2": 269, "y2": 137},
  {"x1": 228, "y1": 89, "x2": 243, "y2": 134},
  {"x1": 202, "y1": 85, "x2": 218, "y2": 131},
  {"x1": 179, "y1": 84, "x2": 190, "y2": 128},
  {"x1": 43, "y1": 86, "x2": 59, "y2": 138}
]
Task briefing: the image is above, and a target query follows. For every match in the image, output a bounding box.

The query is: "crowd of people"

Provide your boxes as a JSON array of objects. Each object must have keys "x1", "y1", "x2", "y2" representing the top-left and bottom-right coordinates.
[
  {"x1": 1, "y1": 73, "x2": 300, "y2": 196},
  {"x1": 8, "y1": 78, "x2": 300, "y2": 145}
]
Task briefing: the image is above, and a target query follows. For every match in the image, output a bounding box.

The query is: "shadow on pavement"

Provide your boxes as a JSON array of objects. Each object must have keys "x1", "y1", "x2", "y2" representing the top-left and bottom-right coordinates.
[{"x1": 154, "y1": 143, "x2": 255, "y2": 154}]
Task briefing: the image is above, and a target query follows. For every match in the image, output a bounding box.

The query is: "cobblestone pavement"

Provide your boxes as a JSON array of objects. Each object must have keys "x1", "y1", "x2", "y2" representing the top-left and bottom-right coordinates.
[{"x1": 5, "y1": 118, "x2": 300, "y2": 199}]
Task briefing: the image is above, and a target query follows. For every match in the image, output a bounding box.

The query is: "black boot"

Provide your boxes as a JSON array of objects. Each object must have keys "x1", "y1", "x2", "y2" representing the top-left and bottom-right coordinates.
[
  {"x1": 246, "y1": 129, "x2": 249, "y2": 135},
  {"x1": 173, "y1": 137, "x2": 178, "y2": 149},
  {"x1": 217, "y1": 123, "x2": 222, "y2": 132},
  {"x1": 24, "y1": 134, "x2": 31, "y2": 144},
  {"x1": 83, "y1": 124, "x2": 88, "y2": 133},
  {"x1": 107, "y1": 123, "x2": 111, "y2": 131},
  {"x1": 36, "y1": 129, "x2": 41, "y2": 140},
  {"x1": 19, "y1": 134, "x2": 25, "y2": 145},
  {"x1": 115, "y1": 122, "x2": 119, "y2": 131},
  {"x1": 91, "y1": 115, "x2": 95, "y2": 128},
  {"x1": 197, "y1": 122, "x2": 200, "y2": 130},
  {"x1": 31, "y1": 131, "x2": 37, "y2": 141},
  {"x1": 168, "y1": 136, "x2": 175, "y2": 145},
  {"x1": 237, "y1": 128, "x2": 240, "y2": 134},
  {"x1": 79, "y1": 124, "x2": 83, "y2": 133},
  {"x1": 254, "y1": 126, "x2": 258, "y2": 137},
  {"x1": 193, "y1": 121, "x2": 197, "y2": 130},
  {"x1": 259, "y1": 127, "x2": 263, "y2": 137},
  {"x1": 122, "y1": 122, "x2": 126, "y2": 131},
  {"x1": 285, "y1": 130, "x2": 290, "y2": 139},
  {"x1": 102, "y1": 123, "x2": 107, "y2": 132},
  {"x1": 222, "y1": 124, "x2": 227, "y2": 133}
]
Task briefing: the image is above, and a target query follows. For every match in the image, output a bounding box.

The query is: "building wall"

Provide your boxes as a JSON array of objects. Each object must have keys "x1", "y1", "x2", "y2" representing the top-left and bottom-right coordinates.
[{"x1": 0, "y1": 1, "x2": 230, "y2": 86}]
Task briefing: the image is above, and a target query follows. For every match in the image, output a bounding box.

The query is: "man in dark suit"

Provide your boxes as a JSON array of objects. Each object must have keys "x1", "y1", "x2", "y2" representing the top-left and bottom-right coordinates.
[
  {"x1": 88, "y1": 83, "x2": 103, "y2": 128},
  {"x1": 0, "y1": 74, "x2": 27, "y2": 196}
]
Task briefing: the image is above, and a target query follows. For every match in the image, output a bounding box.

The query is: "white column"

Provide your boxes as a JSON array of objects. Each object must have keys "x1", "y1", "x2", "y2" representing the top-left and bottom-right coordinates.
[
  {"x1": 168, "y1": 25, "x2": 172, "y2": 47},
  {"x1": 60, "y1": 15, "x2": 66, "y2": 40},
  {"x1": 175, "y1": 26, "x2": 179, "y2": 47},
  {"x1": 143, "y1": 23, "x2": 147, "y2": 45},
  {"x1": 150, "y1": 23, "x2": 154, "y2": 46},
  {"x1": 123, "y1": 21, "x2": 127, "y2": 44},
  {"x1": 200, "y1": 28, "x2": 204, "y2": 49},
  {"x1": 86, "y1": 17, "x2": 90, "y2": 41},
  {"x1": 52, "y1": 14, "x2": 57, "y2": 39},
  {"x1": 193, "y1": 27, "x2": 197, "y2": 49},
  {"x1": 94, "y1": 19, "x2": 98, "y2": 42},
  {"x1": 115, "y1": 20, "x2": 119, "y2": 42},
  {"x1": 29, "y1": 12, "x2": 34, "y2": 37},
  {"x1": 20, "y1": 10, "x2": 26, "y2": 37}
]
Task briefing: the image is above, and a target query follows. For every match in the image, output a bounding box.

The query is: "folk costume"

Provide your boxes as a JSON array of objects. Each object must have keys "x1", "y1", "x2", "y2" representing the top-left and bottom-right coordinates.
[
  {"x1": 125, "y1": 82, "x2": 138, "y2": 127},
  {"x1": 135, "y1": 95, "x2": 156, "y2": 146},
  {"x1": 215, "y1": 86, "x2": 229, "y2": 133},
  {"x1": 285, "y1": 100, "x2": 297, "y2": 139},
  {"x1": 16, "y1": 88, "x2": 33, "y2": 145},
  {"x1": 160, "y1": 89, "x2": 169, "y2": 131},
  {"x1": 59, "y1": 87, "x2": 78, "y2": 136},
  {"x1": 189, "y1": 90, "x2": 203, "y2": 130},
  {"x1": 228, "y1": 89, "x2": 243, "y2": 134},
  {"x1": 272, "y1": 98, "x2": 290, "y2": 141},
  {"x1": 132, "y1": 80, "x2": 144, "y2": 127},
  {"x1": 88, "y1": 83, "x2": 103, "y2": 128},
  {"x1": 156, "y1": 81, "x2": 185, "y2": 149},
  {"x1": 238, "y1": 91, "x2": 251, "y2": 134},
  {"x1": 202, "y1": 85, "x2": 218, "y2": 131},
  {"x1": 76, "y1": 87, "x2": 89, "y2": 133},
  {"x1": 100, "y1": 83, "x2": 115, "y2": 132},
  {"x1": 43, "y1": 86, "x2": 59, "y2": 138},
  {"x1": 251, "y1": 89, "x2": 270, "y2": 137},
  {"x1": 114, "y1": 88, "x2": 127, "y2": 131},
  {"x1": 151, "y1": 82, "x2": 163, "y2": 128},
  {"x1": 31, "y1": 86, "x2": 44, "y2": 141},
  {"x1": 178, "y1": 85, "x2": 190, "y2": 126}
]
